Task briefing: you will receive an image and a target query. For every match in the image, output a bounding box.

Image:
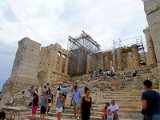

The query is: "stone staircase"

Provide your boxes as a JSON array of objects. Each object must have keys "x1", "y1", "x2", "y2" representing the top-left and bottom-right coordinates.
[
  {"x1": 24, "y1": 89, "x2": 143, "y2": 120},
  {"x1": 24, "y1": 76, "x2": 145, "y2": 119},
  {"x1": 3, "y1": 67, "x2": 160, "y2": 120}
]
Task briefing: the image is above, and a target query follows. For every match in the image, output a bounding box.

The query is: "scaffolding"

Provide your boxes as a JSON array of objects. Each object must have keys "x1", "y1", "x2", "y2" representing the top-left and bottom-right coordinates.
[
  {"x1": 113, "y1": 35, "x2": 146, "y2": 65},
  {"x1": 68, "y1": 31, "x2": 101, "y2": 52},
  {"x1": 68, "y1": 31, "x2": 101, "y2": 76}
]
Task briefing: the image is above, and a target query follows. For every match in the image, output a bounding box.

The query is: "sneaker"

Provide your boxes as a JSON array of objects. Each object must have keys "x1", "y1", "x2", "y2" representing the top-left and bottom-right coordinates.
[{"x1": 76, "y1": 116, "x2": 79, "y2": 119}]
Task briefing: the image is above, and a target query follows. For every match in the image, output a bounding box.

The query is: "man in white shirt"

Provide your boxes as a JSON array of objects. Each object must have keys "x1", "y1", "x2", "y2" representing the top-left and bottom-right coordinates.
[{"x1": 108, "y1": 100, "x2": 119, "y2": 120}]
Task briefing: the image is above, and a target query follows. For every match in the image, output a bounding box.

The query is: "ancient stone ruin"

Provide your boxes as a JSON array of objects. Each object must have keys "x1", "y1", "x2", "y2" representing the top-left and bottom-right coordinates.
[
  {"x1": 2, "y1": 37, "x2": 71, "y2": 104},
  {"x1": 1, "y1": 0, "x2": 160, "y2": 120}
]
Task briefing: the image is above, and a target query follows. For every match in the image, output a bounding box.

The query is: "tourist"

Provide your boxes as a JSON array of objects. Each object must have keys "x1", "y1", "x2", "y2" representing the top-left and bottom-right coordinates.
[
  {"x1": 61, "y1": 86, "x2": 68, "y2": 109},
  {"x1": 32, "y1": 93, "x2": 39, "y2": 119},
  {"x1": 132, "y1": 68, "x2": 137, "y2": 77},
  {"x1": 101, "y1": 102, "x2": 110, "y2": 120},
  {"x1": 56, "y1": 82, "x2": 62, "y2": 97},
  {"x1": 43, "y1": 85, "x2": 48, "y2": 94},
  {"x1": 108, "y1": 100, "x2": 119, "y2": 120},
  {"x1": 28, "y1": 85, "x2": 36, "y2": 107},
  {"x1": 56, "y1": 91, "x2": 65, "y2": 120},
  {"x1": 98, "y1": 68, "x2": 103, "y2": 76},
  {"x1": 71, "y1": 80, "x2": 78, "y2": 92},
  {"x1": 141, "y1": 80, "x2": 160, "y2": 120},
  {"x1": 93, "y1": 70, "x2": 97, "y2": 78},
  {"x1": 103, "y1": 70, "x2": 106, "y2": 78},
  {"x1": 106, "y1": 69, "x2": 111, "y2": 76},
  {"x1": 46, "y1": 90, "x2": 53, "y2": 113},
  {"x1": 110, "y1": 71, "x2": 114, "y2": 77},
  {"x1": 111, "y1": 66, "x2": 115, "y2": 74},
  {"x1": 80, "y1": 87, "x2": 94, "y2": 120},
  {"x1": 40, "y1": 91, "x2": 48, "y2": 120},
  {"x1": 72, "y1": 85, "x2": 82, "y2": 119},
  {"x1": 70, "y1": 80, "x2": 79, "y2": 107},
  {"x1": 46, "y1": 83, "x2": 50, "y2": 91},
  {"x1": 0, "y1": 111, "x2": 5, "y2": 120}
]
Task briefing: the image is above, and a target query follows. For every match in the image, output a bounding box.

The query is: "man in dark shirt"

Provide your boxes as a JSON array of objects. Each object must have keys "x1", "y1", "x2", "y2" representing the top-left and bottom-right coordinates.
[
  {"x1": 0, "y1": 111, "x2": 5, "y2": 120},
  {"x1": 141, "y1": 80, "x2": 160, "y2": 120}
]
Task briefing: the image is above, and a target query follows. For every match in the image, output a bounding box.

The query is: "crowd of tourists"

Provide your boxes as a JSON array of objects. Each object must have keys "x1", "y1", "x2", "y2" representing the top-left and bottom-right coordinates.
[
  {"x1": 1, "y1": 71, "x2": 160, "y2": 120},
  {"x1": 93, "y1": 67, "x2": 138, "y2": 79},
  {"x1": 92, "y1": 67, "x2": 115, "y2": 78},
  {"x1": 26, "y1": 80, "x2": 121, "y2": 120}
]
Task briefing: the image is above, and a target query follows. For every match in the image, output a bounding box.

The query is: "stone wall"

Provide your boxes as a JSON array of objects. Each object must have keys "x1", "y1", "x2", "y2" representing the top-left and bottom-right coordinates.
[
  {"x1": 2, "y1": 37, "x2": 41, "y2": 104},
  {"x1": 38, "y1": 43, "x2": 71, "y2": 86},
  {"x1": 143, "y1": 27, "x2": 157, "y2": 66},
  {"x1": 2, "y1": 38, "x2": 71, "y2": 105},
  {"x1": 86, "y1": 45, "x2": 141, "y2": 73},
  {"x1": 143, "y1": 0, "x2": 160, "y2": 64}
]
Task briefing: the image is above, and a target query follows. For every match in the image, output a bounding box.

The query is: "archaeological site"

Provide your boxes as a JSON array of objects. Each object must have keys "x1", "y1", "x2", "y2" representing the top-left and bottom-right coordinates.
[{"x1": 1, "y1": 0, "x2": 160, "y2": 120}]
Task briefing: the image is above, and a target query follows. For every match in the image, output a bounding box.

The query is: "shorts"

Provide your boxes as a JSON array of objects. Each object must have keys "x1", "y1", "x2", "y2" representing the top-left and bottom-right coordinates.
[
  {"x1": 40, "y1": 106, "x2": 46, "y2": 114},
  {"x1": 48, "y1": 103, "x2": 52, "y2": 107},
  {"x1": 32, "y1": 106, "x2": 38, "y2": 114},
  {"x1": 73, "y1": 102, "x2": 80, "y2": 109},
  {"x1": 56, "y1": 107, "x2": 63, "y2": 113}
]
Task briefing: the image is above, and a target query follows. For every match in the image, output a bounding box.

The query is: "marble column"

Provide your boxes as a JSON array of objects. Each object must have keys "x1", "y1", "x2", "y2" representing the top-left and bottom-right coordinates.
[
  {"x1": 64, "y1": 57, "x2": 69, "y2": 75},
  {"x1": 143, "y1": 27, "x2": 157, "y2": 65},
  {"x1": 59, "y1": 53, "x2": 63, "y2": 73},
  {"x1": 104, "y1": 55, "x2": 109, "y2": 70},
  {"x1": 131, "y1": 45, "x2": 140, "y2": 68},
  {"x1": 50, "y1": 49, "x2": 58, "y2": 71},
  {"x1": 116, "y1": 48, "x2": 123, "y2": 70},
  {"x1": 112, "y1": 50, "x2": 117, "y2": 70},
  {"x1": 86, "y1": 55, "x2": 92, "y2": 74},
  {"x1": 97, "y1": 52, "x2": 104, "y2": 70}
]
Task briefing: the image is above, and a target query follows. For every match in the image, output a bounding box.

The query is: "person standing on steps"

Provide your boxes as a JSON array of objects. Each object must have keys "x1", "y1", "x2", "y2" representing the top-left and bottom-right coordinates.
[
  {"x1": 61, "y1": 86, "x2": 68, "y2": 110},
  {"x1": 70, "y1": 80, "x2": 79, "y2": 107},
  {"x1": 56, "y1": 82, "x2": 62, "y2": 97},
  {"x1": 46, "y1": 90, "x2": 53, "y2": 113},
  {"x1": 28, "y1": 85, "x2": 36, "y2": 107},
  {"x1": 80, "y1": 87, "x2": 94, "y2": 120},
  {"x1": 72, "y1": 85, "x2": 82, "y2": 119},
  {"x1": 141, "y1": 80, "x2": 160, "y2": 120},
  {"x1": 132, "y1": 68, "x2": 137, "y2": 77},
  {"x1": 56, "y1": 91, "x2": 65, "y2": 120},
  {"x1": 40, "y1": 91, "x2": 48, "y2": 120},
  {"x1": 32, "y1": 93, "x2": 39, "y2": 119}
]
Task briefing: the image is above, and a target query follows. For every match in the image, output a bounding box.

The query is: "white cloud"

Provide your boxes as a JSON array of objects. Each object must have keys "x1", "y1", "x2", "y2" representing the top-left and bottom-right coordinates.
[
  {"x1": 0, "y1": 0, "x2": 148, "y2": 89},
  {"x1": 0, "y1": 0, "x2": 148, "y2": 48}
]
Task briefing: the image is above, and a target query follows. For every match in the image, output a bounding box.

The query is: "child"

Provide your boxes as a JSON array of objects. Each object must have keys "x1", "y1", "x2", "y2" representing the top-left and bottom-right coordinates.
[
  {"x1": 32, "y1": 93, "x2": 39, "y2": 119},
  {"x1": 102, "y1": 102, "x2": 110, "y2": 120},
  {"x1": 40, "y1": 91, "x2": 48, "y2": 120},
  {"x1": 56, "y1": 91, "x2": 65, "y2": 120}
]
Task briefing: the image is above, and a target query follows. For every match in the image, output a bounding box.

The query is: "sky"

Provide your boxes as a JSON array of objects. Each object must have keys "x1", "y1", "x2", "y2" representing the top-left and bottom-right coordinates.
[{"x1": 0, "y1": 0, "x2": 148, "y2": 90}]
